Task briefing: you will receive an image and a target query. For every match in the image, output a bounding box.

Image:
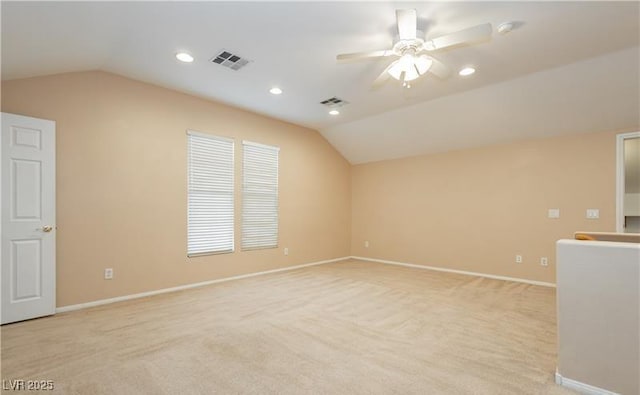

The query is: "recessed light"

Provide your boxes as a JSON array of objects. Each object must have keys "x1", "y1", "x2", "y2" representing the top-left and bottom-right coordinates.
[
  {"x1": 459, "y1": 67, "x2": 476, "y2": 76},
  {"x1": 269, "y1": 87, "x2": 283, "y2": 95},
  {"x1": 329, "y1": 110, "x2": 340, "y2": 116},
  {"x1": 176, "y1": 52, "x2": 194, "y2": 63}
]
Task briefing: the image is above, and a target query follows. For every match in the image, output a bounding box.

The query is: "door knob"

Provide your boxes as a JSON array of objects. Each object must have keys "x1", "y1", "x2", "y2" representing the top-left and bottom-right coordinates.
[{"x1": 42, "y1": 226, "x2": 53, "y2": 232}]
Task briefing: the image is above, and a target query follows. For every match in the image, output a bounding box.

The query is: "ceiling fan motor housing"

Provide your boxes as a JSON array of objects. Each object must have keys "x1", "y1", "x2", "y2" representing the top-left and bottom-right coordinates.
[{"x1": 392, "y1": 32, "x2": 426, "y2": 56}]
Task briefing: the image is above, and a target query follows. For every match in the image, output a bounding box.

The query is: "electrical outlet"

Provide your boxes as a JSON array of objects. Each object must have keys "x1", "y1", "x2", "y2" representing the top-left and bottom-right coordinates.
[
  {"x1": 540, "y1": 257, "x2": 548, "y2": 266},
  {"x1": 547, "y1": 208, "x2": 560, "y2": 218},
  {"x1": 104, "y1": 268, "x2": 113, "y2": 280},
  {"x1": 364, "y1": 241, "x2": 369, "y2": 248},
  {"x1": 515, "y1": 255, "x2": 523, "y2": 264},
  {"x1": 284, "y1": 247, "x2": 289, "y2": 256}
]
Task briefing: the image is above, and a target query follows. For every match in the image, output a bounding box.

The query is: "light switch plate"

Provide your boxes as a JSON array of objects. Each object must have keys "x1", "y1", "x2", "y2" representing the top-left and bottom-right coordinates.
[
  {"x1": 548, "y1": 209, "x2": 560, "y2": 219},
  {"x1": 586, "y1": 209, "x2": 600, "y2": 219}
]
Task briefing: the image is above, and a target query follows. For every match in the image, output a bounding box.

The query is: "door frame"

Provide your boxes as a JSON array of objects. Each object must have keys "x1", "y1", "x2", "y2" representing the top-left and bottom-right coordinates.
[{"x1": 616, "y1": 131, "x2": 640, "y2": 232}]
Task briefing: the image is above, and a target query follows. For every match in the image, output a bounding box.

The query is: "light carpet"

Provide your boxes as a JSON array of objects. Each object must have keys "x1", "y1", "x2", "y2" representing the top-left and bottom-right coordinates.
[{"x1": 1, "y1": 259, "x2": 575, "y2": 394}]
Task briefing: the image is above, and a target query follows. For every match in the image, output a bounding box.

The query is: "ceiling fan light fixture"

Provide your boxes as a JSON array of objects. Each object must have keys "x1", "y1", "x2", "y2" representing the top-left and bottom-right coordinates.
[
  {"x1": 415, "y1": 55, "x2": 433, "y2": 74},
  {"x1": 388, "y1": 54, "x2": 431, "y2": 82},
  {"x1": 329, "y1": 109, "x2": 340, "y2": 116},
  {"x1": 387, "y1": 60, "x2": 402, "y2": 81},
  {"x1": 269, "y1": 87, "x2": 283, "y2": 95}
]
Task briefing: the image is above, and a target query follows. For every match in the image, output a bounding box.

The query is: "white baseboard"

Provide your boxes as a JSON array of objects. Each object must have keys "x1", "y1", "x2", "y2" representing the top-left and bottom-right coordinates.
[
  {"x1": 56, "y1": 256, "x2": 350, "y2": 313},
  {"x1": 56, "y1": 255, "x2": 553, "y2": 313},
  {"x1": 555, "y1": 371, "x2": 620, "y2": 395},
  {"x1": 351, "y1": 256, "x2": 556, "y2": 288}
]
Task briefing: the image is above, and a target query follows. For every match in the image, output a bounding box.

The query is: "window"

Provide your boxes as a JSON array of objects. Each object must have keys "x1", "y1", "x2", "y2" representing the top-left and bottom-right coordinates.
[
  {"x1": 187, "y1": 131, "x2": 234, "y2": 256},
  {"x1": 242, "y1": 141, "x2": 279, "y2": 250}
]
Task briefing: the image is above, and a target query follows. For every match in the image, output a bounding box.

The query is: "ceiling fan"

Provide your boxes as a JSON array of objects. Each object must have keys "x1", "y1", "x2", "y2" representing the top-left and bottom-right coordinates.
[{"x1": 337, "y1": 9, "x2": 492, "y2": 88}]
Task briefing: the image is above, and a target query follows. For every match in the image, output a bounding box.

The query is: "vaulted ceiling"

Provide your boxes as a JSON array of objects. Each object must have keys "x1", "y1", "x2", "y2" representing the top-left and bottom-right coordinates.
[{"x1": 2, "y1": 2, "x2": 639, "y2": 163}]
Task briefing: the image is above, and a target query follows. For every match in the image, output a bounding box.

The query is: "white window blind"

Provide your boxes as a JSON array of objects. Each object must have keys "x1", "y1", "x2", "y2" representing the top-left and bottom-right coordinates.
[
  {"x1": 187, "y1": 131, "x2": 234, "y2": 256},
  {"x1": 242, "y1": 141, "x2": 279, "y2": 250}
]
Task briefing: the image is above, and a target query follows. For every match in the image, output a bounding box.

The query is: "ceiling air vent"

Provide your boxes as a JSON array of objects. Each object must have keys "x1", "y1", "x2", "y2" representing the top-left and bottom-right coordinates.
[
  {"x1": 320, "y1": 97, "x2": 349, "y2": 108},
  {"x1": 211, "y1": 50, "x2": 251, "y2": 71}
]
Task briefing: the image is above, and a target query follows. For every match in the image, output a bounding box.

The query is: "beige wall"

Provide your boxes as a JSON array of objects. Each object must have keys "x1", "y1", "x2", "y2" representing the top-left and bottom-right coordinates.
[
  {"x1": 351, "y1": 131, "x2": 622, "y2": 283},
  {"x1": 1, "y1": 71, "x2": 351, "y2": 307},
  {"x1": 1, "y1": 69, "x2": 629, "y2": 305}
]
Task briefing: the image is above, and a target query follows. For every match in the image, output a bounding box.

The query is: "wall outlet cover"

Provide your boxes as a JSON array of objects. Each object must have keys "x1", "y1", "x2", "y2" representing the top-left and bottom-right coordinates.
[{"x1": 586, "y1": 209, "x2": 600, "y2": 219}]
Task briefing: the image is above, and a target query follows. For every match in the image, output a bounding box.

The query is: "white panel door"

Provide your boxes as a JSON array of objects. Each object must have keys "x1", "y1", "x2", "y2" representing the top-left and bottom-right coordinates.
[{"x1": 1, "y1": 112, "x2": 56, "y2": 324}]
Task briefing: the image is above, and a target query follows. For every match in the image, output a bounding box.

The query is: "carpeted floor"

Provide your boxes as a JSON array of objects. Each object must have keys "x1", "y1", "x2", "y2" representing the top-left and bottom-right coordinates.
[{"x1": 1, "y1": 259, "x2": 575, "y2": 394}]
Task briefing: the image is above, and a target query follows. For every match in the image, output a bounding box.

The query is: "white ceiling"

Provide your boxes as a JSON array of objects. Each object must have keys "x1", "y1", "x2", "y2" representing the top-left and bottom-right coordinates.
[{"x1": 2, "y1": 2, "x2": 639, "y2": 164}]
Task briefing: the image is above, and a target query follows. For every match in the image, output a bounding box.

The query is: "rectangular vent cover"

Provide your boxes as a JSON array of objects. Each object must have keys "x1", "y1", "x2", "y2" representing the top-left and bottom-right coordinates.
[
  {"x1": 320, "y1": 97, "x2": 349, "y2": 108},
  {"x1": 211, "y1": 50, "x2": 251, "y2": 71}
]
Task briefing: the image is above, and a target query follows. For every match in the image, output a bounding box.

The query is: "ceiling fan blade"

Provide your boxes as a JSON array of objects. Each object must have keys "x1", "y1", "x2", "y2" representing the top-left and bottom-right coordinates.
[
  {"x1": 396, "y1": 9, "x2": 417, "y2": 40},
  {"x1": 427, "y1": 57, "x2": 451, "y2": 79},
  {"x1": 337, "y1": 49, "x2": 394, "y2": 62},
  {"x1": 371, "y1": 63, "x2": 394, "y2": 89},
  {"x1": 425, "y1": 23, "x2": 492, "y2": 51}
]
